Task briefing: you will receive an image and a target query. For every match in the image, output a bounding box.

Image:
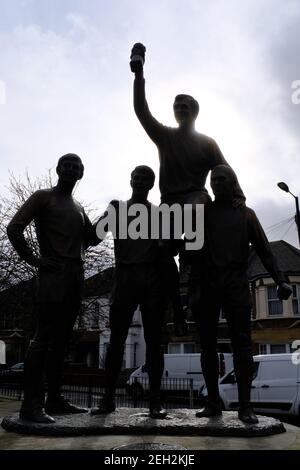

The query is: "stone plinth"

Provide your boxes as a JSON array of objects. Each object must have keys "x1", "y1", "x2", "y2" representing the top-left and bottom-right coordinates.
[{"x1": 1, "y1": 408, "x2": 285, "y2": 437}]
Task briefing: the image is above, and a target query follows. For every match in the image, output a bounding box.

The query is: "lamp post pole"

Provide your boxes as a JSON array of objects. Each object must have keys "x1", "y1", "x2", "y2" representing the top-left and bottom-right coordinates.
[
  {"x1": 277, "y1": 182, "x2": 300, "y2": 248},
  {"x1": 295, "y1": 195, "x2": 300, "y2": 247}
]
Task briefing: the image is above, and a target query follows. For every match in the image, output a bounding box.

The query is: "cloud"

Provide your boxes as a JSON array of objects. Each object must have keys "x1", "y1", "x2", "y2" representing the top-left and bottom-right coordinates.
[{"x1": 0, "y1": 0, "x2": 299, "y2": 247}]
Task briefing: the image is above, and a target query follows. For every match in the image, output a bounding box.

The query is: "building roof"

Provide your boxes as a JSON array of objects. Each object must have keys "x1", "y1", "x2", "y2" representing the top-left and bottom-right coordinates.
[
  {"x1": 248, "y1": 240, "x2": 300, "y2": 281},
  {"x1": 84, "y1": 266, "x2": 114, "y2": 297},
  {"x1": 0, "y1": 267, "x2": 114, "y2": 302}
]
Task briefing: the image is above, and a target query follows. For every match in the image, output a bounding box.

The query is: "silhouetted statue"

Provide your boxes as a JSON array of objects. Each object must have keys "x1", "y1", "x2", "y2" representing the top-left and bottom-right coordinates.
[
  {"x1": 91, "y1": 166, "x2": 167, "y2": 419},
  {"x1": 130, "y1": 42, "x2": 245, "y2": 327},
  {"x1": 192, "y1": 165, "x2": 292, "y2": 424},
  {"x1": 7, "y1": 154, "x2": 99, "y2": 423}
]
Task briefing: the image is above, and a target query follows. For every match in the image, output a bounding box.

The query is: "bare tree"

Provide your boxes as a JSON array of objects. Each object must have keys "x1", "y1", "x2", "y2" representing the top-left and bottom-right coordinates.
[
  {"x1": 0, "y1": 170, "x2": 114, "y2": 290},
  {"x1": 0, "y1": 171, "x2": 51, "y2": 291}
]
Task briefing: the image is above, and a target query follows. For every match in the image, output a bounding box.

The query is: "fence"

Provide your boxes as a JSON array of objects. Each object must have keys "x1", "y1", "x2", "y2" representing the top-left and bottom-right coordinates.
[{"x1": 0, "y1": 376, "x2": 205, "y2": 409}]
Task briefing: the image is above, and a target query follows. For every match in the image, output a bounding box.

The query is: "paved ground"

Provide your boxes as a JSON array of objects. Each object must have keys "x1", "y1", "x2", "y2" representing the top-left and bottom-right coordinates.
[{"x1": 1, "y1": 398, "x2": 300, "y2": 450}]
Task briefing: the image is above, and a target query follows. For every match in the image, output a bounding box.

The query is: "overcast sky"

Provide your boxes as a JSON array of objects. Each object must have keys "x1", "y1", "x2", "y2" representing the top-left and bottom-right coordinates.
[{"x1": 0, "y1": 0, "x2": 299, "y2": 246}]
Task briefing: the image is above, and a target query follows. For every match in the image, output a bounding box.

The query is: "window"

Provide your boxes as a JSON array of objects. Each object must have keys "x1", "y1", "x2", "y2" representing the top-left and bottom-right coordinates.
[
  {"x1": 219, "y1": 309, "x2": 226, "y2": 321},
  {"x1": 220, "y1": 370, "x2": 236, "y2": 385},
  {"x1": 252, "y1": 362, "x2": 259, "y2": 380},
  {"x1": 168, "y1": 343, "x2": 196, "y2": 354},
  {"x1": 183, "y1": 343, "x2": 195, "y2": 354},
  {"x1": 104, "y1": 343, "x2": 109, "y2": 355},
  {"x1": 259, "y1": 344, "x2": 267, "y2": 355},
  {"x1": 270, "y1": 344, "x2": 286, "y2": 354},
  {"x1": 168, "y1": 343, "x2": 181, "y2": 354},
  {"x1": 259, "y1": 343, "x2": 290, "y2": 354},
  {"x1": 0, "y1": 340, "x2": 5, "y2": 364},
  {"x1": 292, "y1": 285, "x2": 299, "y2": 316},
  {"x1": 267, "y1": 286, "x2": 283, "y2": 316}
]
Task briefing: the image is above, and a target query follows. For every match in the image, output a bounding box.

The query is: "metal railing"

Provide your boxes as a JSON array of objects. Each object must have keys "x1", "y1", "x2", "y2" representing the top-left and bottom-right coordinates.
[{"x1": 0, "y1": 377, "x2": 204, "y2": 409}]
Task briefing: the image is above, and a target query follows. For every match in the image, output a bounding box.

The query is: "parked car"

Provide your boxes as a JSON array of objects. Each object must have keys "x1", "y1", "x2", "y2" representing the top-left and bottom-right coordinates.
[
  {"x1": 0, "y1": 362, "x2": 24, "y2": 383},
  {"x1": 127, "y1": 353, "x2": 233, "y2": 399},
  {"x1": 203, "y1": 353, "x2": 300, "y2": 417}
]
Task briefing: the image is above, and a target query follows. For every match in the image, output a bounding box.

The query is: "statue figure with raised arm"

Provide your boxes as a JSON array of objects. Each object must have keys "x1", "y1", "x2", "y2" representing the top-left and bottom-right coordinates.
[{"x1": 130, "y1": 42, "x2": 245, "y2": 330}]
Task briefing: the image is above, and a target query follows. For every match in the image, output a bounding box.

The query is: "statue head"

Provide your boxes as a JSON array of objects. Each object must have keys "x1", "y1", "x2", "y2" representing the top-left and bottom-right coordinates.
[
  {"x1": 173, "y1": 94, "x2": 199, "y2": 125},
  {"x1": 56, "y1": 153, "x2": 84, "y2": 182},
  {"x1": 130, "y1": 165, "x2": 155, "y2": 195},
  {"x1": 210, "y1": 165, "x2": 238, "y2": 198}
]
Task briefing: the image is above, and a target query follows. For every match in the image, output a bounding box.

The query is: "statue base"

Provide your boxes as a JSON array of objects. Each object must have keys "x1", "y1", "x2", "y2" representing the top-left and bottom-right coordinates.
[{"x1": 1, "y1": 408, "x2": 285, "y2": 437}]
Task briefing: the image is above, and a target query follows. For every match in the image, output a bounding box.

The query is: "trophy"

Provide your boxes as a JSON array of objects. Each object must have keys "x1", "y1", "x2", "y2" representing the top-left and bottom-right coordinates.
[{"x1": 130, "y1": 43, "x2": 146, "y2": 73}]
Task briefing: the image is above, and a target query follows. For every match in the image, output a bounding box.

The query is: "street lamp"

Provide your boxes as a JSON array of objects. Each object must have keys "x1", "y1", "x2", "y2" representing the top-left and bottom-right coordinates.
[{"x1": 277, "y1": 182, "x2": 300, "y2": 248}]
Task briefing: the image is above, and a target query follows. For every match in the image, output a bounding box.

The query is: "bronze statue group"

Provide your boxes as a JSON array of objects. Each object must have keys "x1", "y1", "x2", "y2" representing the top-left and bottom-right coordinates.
[{"x1": 7, "y1": 44, "x2": 292, "y2": 426}]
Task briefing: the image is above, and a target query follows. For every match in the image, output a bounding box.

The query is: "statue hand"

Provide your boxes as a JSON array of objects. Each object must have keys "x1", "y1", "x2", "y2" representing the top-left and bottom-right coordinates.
[
  {"x1": 131, "y1": 43, "x2": 146, "y2": 57},
  {"x1": 277, "y1": 283, "x2": 292, "y2": 300},
  {"x1": 130, "y1": 43, "x2": 146, "y2": 74}
]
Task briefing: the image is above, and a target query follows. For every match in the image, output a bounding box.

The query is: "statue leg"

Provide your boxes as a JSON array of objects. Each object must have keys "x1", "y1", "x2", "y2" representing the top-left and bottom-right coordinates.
[
  {"x1": 90, "y1": 301, "x2": 135, "y2": 416},
  {"x1": 104, "y1": 303, "x2": 135, "y2": 397},
  {"x1": 22, "y1": 338, "x2": 48, "y2": 411},
  {"x1": 141, "y1": 295, "x2": 164, "y2": 397},
  {"x1": 224, "y1": 297, "x2": 258, "y2": 424},
  {"x1": 20, "y1": 303, "x2": 54, "y2": 423},
  {"x1": 159, "y1": 191, "x2": 210, "y2": 329},
  {"x1": 184, "y1": 190, "x2": 211, "y2": 307},
  {"x1": 141, "y1": 266, "x2": 167, "y2": 418},
  {"x1": 162, "y1": 243, "x2": 185, "y2": 321},
  {"x1": 91, "y1": 267, "x2": 140, "y2": 415},
  {"x1": 196, "y1": 300, "x2": 221, "y2": 404},
  {"x1": 193, "y1": 297, "x2": 223, "y2": 418},
  {"x1": 45, "y1": 264, "x2": 87, "y2": 414},
  {"x1": 159, "y1": 197, "x2": 186, "y2": 327},
  {"x1": 45, "y1": 299, "x2": 79, "y2": 402},
  {"x1": 225, "y1": 305, "x2": 254, "y2": 406}
]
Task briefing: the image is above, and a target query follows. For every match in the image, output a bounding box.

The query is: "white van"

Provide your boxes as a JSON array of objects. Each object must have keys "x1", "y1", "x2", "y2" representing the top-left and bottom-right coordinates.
[
  {"x1": 127, "y1": 353, "x2": 233, "y2": 398},
  {"x1": 213, "y1": 353, "x2": 300, "y2": 416}
]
